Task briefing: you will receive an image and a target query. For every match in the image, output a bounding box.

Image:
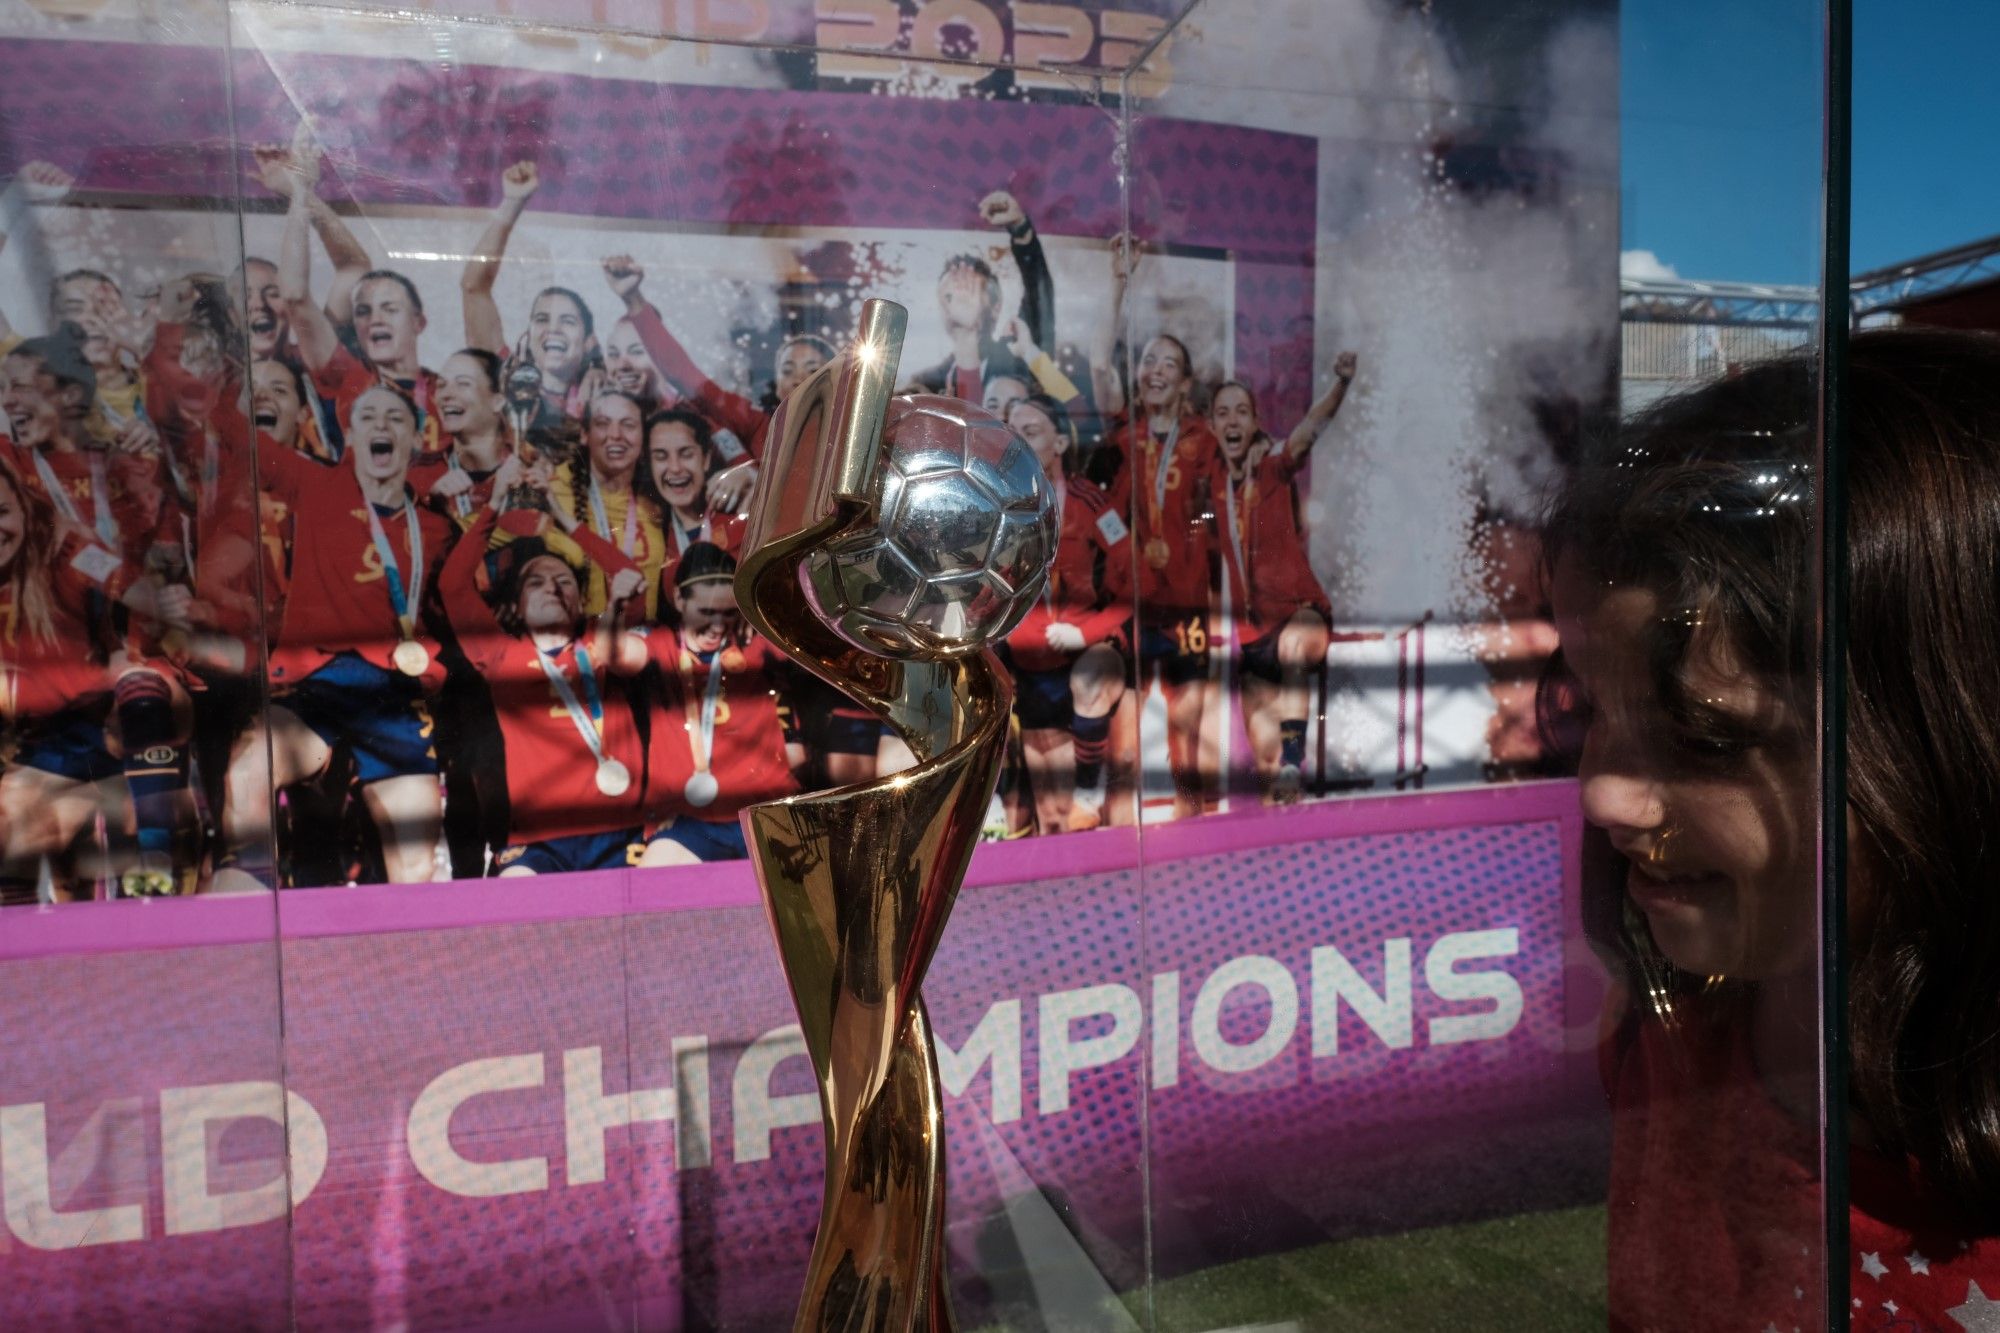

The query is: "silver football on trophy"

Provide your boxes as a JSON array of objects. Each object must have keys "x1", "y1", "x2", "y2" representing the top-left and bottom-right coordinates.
[{"x1": 805, "y1": 394, "x2": 1058, "y2": 658}]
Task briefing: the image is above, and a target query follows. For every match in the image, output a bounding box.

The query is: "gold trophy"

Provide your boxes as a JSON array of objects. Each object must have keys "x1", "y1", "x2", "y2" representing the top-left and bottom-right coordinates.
[{"x1": 735, "y1": 299, "x2": 1059, "y2": 1332}]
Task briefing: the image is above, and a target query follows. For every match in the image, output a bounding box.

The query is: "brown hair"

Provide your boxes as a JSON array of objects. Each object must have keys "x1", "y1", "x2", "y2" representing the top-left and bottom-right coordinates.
[
  {"x1": 1540, "y1": 327, "x2": 2000, "y2": 1225},
  {"x1": 0, "y1": 453, "x2": 62, "y2": 648}
]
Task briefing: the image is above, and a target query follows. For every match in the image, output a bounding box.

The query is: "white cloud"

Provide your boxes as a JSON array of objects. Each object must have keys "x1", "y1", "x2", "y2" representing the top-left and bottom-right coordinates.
[{"x1": 1620, "y1": 249, "x2": 1680, "y2": 282}]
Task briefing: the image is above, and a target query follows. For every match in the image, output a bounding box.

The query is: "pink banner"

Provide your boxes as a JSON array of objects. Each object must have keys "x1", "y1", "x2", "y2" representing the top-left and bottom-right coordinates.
[{"x1": 0, "y1": 782, "x2": 1603, "y2": 1330}]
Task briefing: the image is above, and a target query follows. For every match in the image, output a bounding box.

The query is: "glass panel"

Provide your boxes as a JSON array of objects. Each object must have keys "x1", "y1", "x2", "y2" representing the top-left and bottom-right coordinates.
[
  {"x1": 1126, "y1": 1, "x2": 1831, "y2": 1331},
  {"x1": 0, "y1": 0, "x2": 1842, "y2": 1326},
  {"x1": 0, "y1": 2, "x2": 290, "y2": 1328}
]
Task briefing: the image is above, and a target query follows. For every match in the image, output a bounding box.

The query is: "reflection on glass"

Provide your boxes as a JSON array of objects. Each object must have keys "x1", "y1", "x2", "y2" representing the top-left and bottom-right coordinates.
[
  {"x1": 1546, "y1": 351, "x2": 1823, "y2": 1329},
  {"x1": 1555, "y1": 331, "x2": 2000, "y2": 1329}
]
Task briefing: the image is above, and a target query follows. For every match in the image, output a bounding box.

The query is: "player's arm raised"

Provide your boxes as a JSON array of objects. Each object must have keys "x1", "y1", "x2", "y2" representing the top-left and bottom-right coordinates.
[
  {"x1": 276, "y1": 133, "x2": 343, "y2": 376},
  {"x1": 0, "y1": 161, "x2": 75, "y2": 341},
  {"x1": 1092, "y1": 234, "x2": 1137, "y2": 419},
  {"x1": 1284, "y1": 350, "x2": 1358, "y2": 463},
  {"x1": 462, "y1": 161, "x2": 539, "y2": 357}
]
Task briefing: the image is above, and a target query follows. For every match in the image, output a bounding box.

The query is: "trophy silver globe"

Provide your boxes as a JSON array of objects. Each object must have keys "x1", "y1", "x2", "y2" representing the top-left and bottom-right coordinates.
[{"x1": 803, "y1": 394, "x2": 1057, "y2": 659}]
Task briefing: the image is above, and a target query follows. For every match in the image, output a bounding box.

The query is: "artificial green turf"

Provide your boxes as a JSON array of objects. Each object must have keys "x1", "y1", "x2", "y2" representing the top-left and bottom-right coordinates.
[{"x1": 970, "y1": 1203, "x2": 1607, "y2": 1332}]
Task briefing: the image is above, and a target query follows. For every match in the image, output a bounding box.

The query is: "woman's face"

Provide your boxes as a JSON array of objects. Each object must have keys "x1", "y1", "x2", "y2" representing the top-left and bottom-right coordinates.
[
  {"x1": 1552, "y1": 558, "x2": 1816, "y2": 981},
  {"x1": 348, "y1": 387, "x2": 420, "y2": 488},
  {"x1": 250, "y1": 359, "x2": 304, "y2": 448},
  {"x1": 0, "y1": 356, "x2": 62, "y2": 448},
  {"x1": 774, "y1": 339, "x2": 827, "y2": 403},
  {"x1": 983, "y1": 375, "x2": 1030, "y2": 419},
  {"x1": 1211, "y1": 384, "x2": 1259, "y2": 464},
  {"x1": 586, "y1": 395, "x2": 644, "y2": 481},
  {"x1": 527, "y1": 291, "x2": 591, "y2": 383},
  {"x1": 674, "y1": 580, "x2": 739, "y2": 654},
  {"x1": 0, "y1": 477, "x2": 26, "y2": 573},
  {"x1": 517, "y1": 554, "x2": 582, "y2": 634},
  {"x1": 1007, "y1": 401, "x2": 1066, "y2": 479},
  {"x1": 648, "y1": 420, "x2": 709, "y2": 514},
  {"x1": 435, "y1": 352, "x2": 503, "y2": 440},
  {"x1": 604, "y1": 318, "x2": 657, "y2": 398},
  {"x1": 1138, "y1": 337, "x2": 1189, "y2": 413}
]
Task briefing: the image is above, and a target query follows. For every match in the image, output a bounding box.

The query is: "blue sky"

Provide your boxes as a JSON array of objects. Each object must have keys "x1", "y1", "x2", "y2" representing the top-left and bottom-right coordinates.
[{"x1": 1620, "y1": 0, "x2": 1993, "y2": 286}]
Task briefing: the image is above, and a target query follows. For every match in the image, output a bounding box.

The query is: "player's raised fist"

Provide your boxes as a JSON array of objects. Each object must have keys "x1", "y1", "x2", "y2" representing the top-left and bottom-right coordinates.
[
  {"x1": 17, "y1": 161, "x2": 75, "y2": 205},
  {"x1": 1334, "y1": 350, "x2": 1358, "y2": 381},
  {"x1": 602, "y1": 254, "x2": 645, "y2": 300},
  {"x1": 979, "y1": 190, "x2": 1026, "y2": 230},
  {"x1": 501, "y1": 161, "x2": 540, "y2": 201}
]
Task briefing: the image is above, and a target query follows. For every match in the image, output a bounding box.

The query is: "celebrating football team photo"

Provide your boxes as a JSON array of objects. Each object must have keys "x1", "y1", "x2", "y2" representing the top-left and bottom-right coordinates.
[{"x1": 0, "y1": 118, "x2": 1363, "y2": 897}]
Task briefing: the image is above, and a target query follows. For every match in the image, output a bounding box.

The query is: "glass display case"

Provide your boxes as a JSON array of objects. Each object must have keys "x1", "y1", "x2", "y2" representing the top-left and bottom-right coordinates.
[{"x1": 0, "y1": 0, "x2": 1838, "y2": 1328}]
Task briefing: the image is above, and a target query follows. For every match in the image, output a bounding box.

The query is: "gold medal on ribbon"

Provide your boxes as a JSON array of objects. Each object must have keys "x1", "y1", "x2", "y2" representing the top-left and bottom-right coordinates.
[
  {"x1": 1144, "y1": 536, "x2": 1171, "y2": 569},
  {"x1": 393, "y1": 639, "x2": 430, "y2": 676}
]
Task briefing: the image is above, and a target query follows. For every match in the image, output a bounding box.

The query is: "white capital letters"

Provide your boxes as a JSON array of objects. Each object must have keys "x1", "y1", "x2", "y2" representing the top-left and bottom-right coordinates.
[
  {"x1": 408, "y1": 1054, "x2": 548, "y2": 1197},
  {"x1": 1151, "y1": 971, "x2": 1181, "y2": 1088},
  {"x1": 1311, "y1": 939, "x2": 1414, "y2": 1057},
  {"x1": 1426, "y1": 928, "x2": 1524, "y2": 1045},
  {"x1": 1191, "y1": 955, "x2": 1299, "y2": 1074},
  {"x1": 936, "y1": 1000, "x2": 1023, "y2": 1124},
  {"x1": 673, "y1": 1036, "x2": 713, "y2": 1170},
  {"x1": 161, "y1": 1082, "x2": 327, "y2": 1235},
  {"x1": 563, "y1": 1047, "x2": 673, "y2": 1187},
  {"x1": 1, "y1": 1102, "x2": 145, "y2": 1248},
  {"x1": 731, "y1": 1026, "x2": 819, "y2": 1164},
  {"x1": 1037, "y1": 983, "x2": 1142, "y2": 1116}
]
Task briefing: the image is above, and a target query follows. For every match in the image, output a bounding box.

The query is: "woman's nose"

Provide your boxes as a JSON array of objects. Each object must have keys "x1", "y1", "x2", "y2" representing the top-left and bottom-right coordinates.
[{"x1": 1577, "y1": 744, "x2": 1665, "y2": 837}]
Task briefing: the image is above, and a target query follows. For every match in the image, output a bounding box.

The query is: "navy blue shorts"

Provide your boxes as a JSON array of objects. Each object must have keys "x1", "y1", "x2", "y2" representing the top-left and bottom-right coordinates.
[
  {"x1": 277, "y1": 652, "x2": 439, "y2": 784},
  {"x1": 494, "y1": 827, "x2": 643, "y2": 875},
  {"x1": 1239, "y1": 626, "x2": 1285, "y2": 685},
  {"x1": 12, "y1": 706, "x2": 119, "y2": 784},
  {"x1": 647, "y1": 816, "x2": 747, "y2": 863},
  {"x1": 1139, "y1": 619, "x2": 1208, "y2": 688},
  {"x1": 1011, "y1": 662, "x2": 1073, "y2": 732}
]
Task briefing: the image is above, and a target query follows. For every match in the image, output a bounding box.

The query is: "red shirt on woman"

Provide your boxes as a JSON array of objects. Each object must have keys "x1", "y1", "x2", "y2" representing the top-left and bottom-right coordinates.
[{"x1": 1606, "y1": 1004, "x2": 2000, "y2": 1331}]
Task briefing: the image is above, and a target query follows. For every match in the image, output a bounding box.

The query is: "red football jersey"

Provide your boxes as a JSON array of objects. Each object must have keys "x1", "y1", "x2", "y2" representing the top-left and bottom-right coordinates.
[
  {"x1": 4, "y1": 439, "x2": 172, "y2": 569},
  {"x1": 660, "y1": 508, "x2": 747, "y2": 565},
  {"x1": 311, "y1": 343, "x2": 443, "y2": 456},
  {"x1": 411, "y1": 447, "x2": 514, "y2": 531},
  {"x1": 1106, "y1": 412, "x2": 1218, "y2": 621},
  {"x1": 441, "y1": 507, "x2": 646, "y2": 842},
  {"x1": 642, "y1": 629, "x2": 796, "y2": 826},
  {"x1": 259, "y1": 445, "x2": 451, "y2": 690},
  {"x1": 0, "y1": 526, "x2": 134, "y2": 720},
  {"x1": 1607, "y1": 1005, "x2": 2000, "y2": 1332},
  {"x1": 1213, "y1": 446, "x2": 1331, "y2": 640},
  {"x1": 201, "y1": 396, "x2": 309, "y2": 650},
  {"x1": 1006, "y1": 475, "x2": 1133, "y2": 674}
]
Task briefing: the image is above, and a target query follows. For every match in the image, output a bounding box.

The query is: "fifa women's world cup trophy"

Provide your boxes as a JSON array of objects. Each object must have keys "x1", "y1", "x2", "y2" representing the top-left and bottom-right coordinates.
[{"x1": 734, "y1": 298, "x2": 1058, "y2": 1332}]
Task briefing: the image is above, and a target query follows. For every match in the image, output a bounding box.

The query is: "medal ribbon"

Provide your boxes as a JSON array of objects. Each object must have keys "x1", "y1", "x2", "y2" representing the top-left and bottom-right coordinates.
[
  {"x1": 364, "y1": 493, "x2": 425, "y2": 645},
  {"x1": 678, "y1": 647, "x2": 725, "y2": 776},
  {"x1": 588, "y1": 478, "x2": 641, "y2": 555},
  {"x1": 1150, "y1": 417, "x2": 1181, "y2": 517},
  {"x1": 537, "y1": 642, "x2": 613, "y2": 769},
  {"x1": 1223, "y1": 461, "x2": 1255, "y2": 597},
  {"x1": 446, "y1": 452, "x2": 474, "y2": 518},
  {"x1": 34, "y1": 449, "x2": 118, "y2": 548},
  {"x1": 1138, "y1": 418, "x2": 1181, "y2": 559}
]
